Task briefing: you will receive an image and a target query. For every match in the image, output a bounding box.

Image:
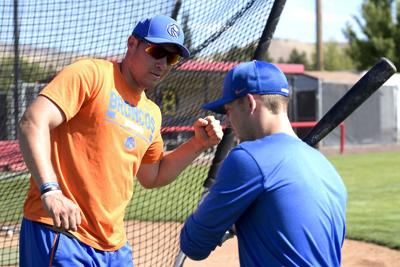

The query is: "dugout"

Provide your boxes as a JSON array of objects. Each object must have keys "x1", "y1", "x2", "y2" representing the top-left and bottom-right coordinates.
[{"x1": 293, "y1": 71, "x2": 399, "y2": 147}]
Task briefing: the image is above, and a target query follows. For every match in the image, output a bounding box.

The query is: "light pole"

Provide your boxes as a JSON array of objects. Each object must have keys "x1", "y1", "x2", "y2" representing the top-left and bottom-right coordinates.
[{"x1": 316, "y1": 0, "x2": 323, "y2": 70}]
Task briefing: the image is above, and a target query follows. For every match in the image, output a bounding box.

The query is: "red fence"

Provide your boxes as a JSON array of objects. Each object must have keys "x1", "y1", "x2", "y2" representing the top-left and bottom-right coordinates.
[
  {"x1": 290, "y1": 121, "x2": 346, "y2": 154},
  {"x1": 0, "y1": 141, "x2": 27, "y2": 172}
]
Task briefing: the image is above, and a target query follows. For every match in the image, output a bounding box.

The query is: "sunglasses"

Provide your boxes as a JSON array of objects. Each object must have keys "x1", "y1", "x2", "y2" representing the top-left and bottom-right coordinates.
[{"x1": 138, "y1": 37, "x2": 181, "y2": 66}]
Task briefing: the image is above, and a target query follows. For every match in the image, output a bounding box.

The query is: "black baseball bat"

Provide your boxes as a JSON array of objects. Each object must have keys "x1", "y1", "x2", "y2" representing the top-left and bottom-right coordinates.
[{"x1": 303, "y1": 57, "x2": 397, "y2": 146}]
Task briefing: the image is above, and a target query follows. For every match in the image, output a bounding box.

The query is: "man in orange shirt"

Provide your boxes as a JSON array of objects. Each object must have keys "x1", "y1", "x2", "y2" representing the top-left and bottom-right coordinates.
[{"x1": 18, "y1": 14, "x2": 223, "y2": 266}]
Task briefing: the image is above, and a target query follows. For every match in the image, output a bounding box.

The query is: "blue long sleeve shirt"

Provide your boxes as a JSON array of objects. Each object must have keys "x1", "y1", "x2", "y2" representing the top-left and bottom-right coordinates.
[{"x1": 180, "y1": 133, "x2": 347, "y2": 267}]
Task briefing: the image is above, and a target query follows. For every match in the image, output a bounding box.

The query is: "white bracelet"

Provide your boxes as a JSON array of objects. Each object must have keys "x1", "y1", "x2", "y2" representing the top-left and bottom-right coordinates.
[{"x1": 40, "y1": 189, "x2": 62, "y2": 200}]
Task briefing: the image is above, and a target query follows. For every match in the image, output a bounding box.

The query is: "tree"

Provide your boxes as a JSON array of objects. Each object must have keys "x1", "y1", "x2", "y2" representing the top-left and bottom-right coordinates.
[
  {"x1": 277, "y1": 57, "x2": 286, "y2": 64},
  {"x1": 344, "y1": 0, "x2": 400, "y2": 70},
  {"x1": 286, "y1": 48, "x2": 312, "y2": 70},
  {"x1": 321, "y1": 42, "x2": 355, "y2": 71},
  {"x1": 0, "y1": 57, "x2": 56, "y2": 91}
]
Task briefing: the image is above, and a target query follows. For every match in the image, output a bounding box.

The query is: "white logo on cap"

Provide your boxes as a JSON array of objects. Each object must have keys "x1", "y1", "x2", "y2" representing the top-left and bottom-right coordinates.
[
  {"x1": 167, "y1": 24, "x2": 180, "y2": 37},
  {"x1": 281, "y1": 88, "x2": 289, "y2": 94}
]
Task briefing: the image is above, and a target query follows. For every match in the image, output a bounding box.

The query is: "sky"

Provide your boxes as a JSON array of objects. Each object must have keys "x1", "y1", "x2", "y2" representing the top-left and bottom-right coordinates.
[
  {"x1": 274, "y1": 0, "x2": 364, "y2": 43},
  {"x1": 0, "y1": 0, "x2": 366, "y2": 55}
]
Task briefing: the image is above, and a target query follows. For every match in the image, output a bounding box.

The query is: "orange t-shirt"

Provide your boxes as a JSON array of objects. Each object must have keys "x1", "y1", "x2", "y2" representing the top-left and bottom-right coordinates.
[{"x1": 23, "y1": 58, "x2": 164, "y2": 251}]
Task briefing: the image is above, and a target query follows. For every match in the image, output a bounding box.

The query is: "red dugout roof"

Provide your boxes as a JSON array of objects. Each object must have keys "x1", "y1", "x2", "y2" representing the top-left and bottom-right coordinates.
[{"x1": 177, "y1": 60, "x2": 304, "y2": 74}]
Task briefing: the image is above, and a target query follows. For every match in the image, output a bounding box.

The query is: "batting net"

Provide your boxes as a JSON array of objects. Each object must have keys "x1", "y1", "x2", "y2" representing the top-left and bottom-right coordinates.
[{"x1": 0, "y1": 0, "x2": 282, "y2": 265}]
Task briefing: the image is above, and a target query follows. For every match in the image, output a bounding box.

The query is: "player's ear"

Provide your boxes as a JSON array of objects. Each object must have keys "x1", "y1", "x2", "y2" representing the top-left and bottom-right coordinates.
[
  {"x1": 247, "y1": 94, "x2": 257, "y2": 114},
  {"x1": 127, "y1": 35, "x2": 140, "y2": 49}
]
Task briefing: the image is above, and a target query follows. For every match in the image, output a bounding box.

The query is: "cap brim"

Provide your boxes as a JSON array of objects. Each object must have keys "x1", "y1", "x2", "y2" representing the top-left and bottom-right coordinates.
[
  {"x1": 202, "y1": 98, "x2": 231, "y2": 114},
  {"x1": 145, "y1": 37, "x2": 190, "y2": 57}
]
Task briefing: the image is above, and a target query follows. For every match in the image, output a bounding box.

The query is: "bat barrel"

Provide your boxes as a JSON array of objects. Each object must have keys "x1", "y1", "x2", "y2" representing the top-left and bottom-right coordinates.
[{"x1": 303, "y1": 57, "x2": 397, "y2": 146}]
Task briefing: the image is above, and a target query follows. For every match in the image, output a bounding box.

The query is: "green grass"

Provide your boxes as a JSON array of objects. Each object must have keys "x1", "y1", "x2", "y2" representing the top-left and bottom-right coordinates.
[
  {"x1": 125, "y1": 164, "x2": 208, "y2": 222},
  {"x1": 0, "y1": 173, "x2": 29, "y2": 222},
  {"x1": 0, "y1": 173, "x2": 28, "y2": 267},
  {"x1": 329, "y1": 151, "x2": 400, "y2": 249}
]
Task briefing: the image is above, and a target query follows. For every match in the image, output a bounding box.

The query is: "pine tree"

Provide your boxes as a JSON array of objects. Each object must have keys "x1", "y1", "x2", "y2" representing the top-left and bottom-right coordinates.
[{"x1": 344, "y1": 0, "x2": 399, "y2": 70}]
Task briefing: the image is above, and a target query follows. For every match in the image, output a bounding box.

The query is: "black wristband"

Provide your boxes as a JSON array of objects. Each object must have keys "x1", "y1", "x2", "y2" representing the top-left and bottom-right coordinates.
[{"x1": 40, "y1": 183, "x2": 61, "y2": 195}]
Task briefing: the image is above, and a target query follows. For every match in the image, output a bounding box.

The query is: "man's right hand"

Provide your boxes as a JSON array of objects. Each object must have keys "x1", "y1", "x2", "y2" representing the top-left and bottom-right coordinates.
[{"x1": 41, "y1": 192, "x2": 81, "y2": 232}]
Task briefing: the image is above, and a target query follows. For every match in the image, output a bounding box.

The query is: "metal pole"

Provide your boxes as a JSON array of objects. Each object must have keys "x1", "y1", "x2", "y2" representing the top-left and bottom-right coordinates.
[
  {"x1": 253, "y1": 0, "x2": 287, "y2": 60},
  {"x1": 171, "y1": 0, "x2": 182, "y2": 20},
  {"x1": 13, "y1": 0, "x2": 20, "y2": 139},
  {"x1": 316, "y1": 0, "x2": 323, "y2": 70}
]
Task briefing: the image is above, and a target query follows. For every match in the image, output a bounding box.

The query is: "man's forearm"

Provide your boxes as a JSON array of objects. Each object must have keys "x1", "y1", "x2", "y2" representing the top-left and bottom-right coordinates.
[
  {"x1": 137, "y1": 116, "x2": 223, "y2": 188},
  {"x1": 147, "y1": 137, "x2": 207, "y2": 188},
  {"x1": 18, "y1": 118, "x2": 58, "y2": 186}
]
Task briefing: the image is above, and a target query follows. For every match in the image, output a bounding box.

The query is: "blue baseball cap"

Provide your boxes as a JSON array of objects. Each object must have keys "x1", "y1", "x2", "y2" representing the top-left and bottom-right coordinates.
[
  {"x1": 202, "y1": 60, "x2": 289, "y2": 114},
  {"x1": 132, "y1": 15, "x2": 190, "y2": 58}
]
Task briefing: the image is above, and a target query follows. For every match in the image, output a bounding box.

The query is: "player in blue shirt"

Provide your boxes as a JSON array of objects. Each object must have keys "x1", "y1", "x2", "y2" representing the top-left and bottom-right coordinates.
[{"x1": 180, "y1": 60, "x2": 347, "y2": 266}]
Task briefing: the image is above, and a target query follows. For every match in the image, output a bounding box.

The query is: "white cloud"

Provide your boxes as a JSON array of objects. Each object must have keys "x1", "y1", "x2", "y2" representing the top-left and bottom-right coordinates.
[{"x1": 282, "y1": 4, "x2": 315, "y2": 24}]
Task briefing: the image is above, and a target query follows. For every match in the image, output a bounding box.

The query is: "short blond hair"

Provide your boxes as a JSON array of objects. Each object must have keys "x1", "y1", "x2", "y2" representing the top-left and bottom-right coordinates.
[{"x1": 259, "y1": 94, "x2": 288, "y2": 114}]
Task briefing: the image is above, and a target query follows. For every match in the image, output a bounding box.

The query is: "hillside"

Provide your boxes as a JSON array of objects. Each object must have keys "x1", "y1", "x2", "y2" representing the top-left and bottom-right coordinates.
[
  {"x1": 1, "y1": 39, "x2": 344, "y2": 67},
  {"x1": 269, "y1": 38, "x2": 316, "y2": 62}
]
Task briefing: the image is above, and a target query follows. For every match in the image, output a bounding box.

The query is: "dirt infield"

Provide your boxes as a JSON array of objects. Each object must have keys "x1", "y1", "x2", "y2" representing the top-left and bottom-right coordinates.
[
  {"x1": 185, "y1": 237, "x2": 400, "y2": 267},
  {"x1": 2, "y1": 221, "x2": 400, "y2": 266},
  {"x1": 124, "y1": 220, "x2": 400, "y2": 266}
]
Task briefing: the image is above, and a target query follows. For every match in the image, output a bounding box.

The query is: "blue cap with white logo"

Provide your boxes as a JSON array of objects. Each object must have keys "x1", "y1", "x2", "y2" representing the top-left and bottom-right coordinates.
[
  {"x1": 202, "y1": 60, "x2": 289, "y2": 114},
  {"x1": 132, "y1": 15, "x2": 190, "y2": 58}
]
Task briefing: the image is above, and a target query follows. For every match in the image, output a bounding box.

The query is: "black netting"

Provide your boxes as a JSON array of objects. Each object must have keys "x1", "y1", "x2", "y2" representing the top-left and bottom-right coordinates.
[{"x1": 0, "y1": 0, "x2": 283, "y2": 265}]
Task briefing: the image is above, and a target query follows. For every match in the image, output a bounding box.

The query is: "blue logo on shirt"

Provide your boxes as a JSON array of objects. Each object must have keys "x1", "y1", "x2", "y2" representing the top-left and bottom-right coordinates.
[
  {"x1": 124, "y1": 136, "x2": 136, "y2": 150},
  {"x1": 106, "y1": 91, "x2": 157, "y2": 143}
]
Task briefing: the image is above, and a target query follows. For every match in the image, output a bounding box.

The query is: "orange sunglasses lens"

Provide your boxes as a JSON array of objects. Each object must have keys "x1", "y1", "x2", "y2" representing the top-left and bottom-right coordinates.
[{"x1": 145, "y1": 45, "x2": 181, "y2": 65}]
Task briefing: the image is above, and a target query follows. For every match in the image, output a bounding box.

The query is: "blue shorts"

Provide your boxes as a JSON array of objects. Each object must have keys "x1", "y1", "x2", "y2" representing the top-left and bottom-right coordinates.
[{"x1": 19, "y1": 218, "x2": 134, "y2": 267}]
